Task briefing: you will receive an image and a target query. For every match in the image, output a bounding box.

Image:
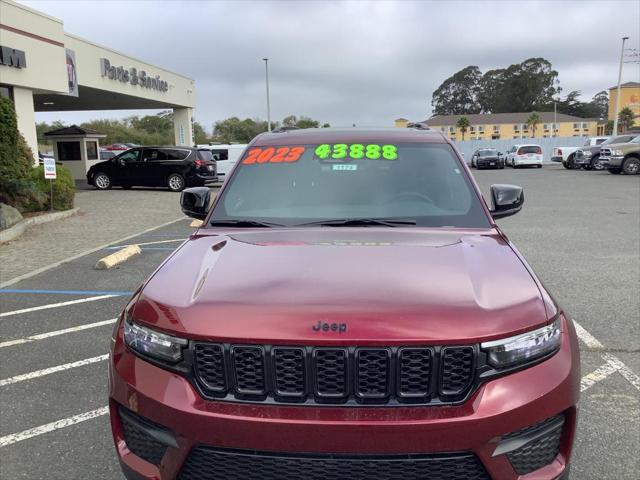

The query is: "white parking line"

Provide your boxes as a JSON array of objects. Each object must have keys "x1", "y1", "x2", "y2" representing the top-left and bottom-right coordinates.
[
  {"x1": 0, "y1": 217, "x2": 189, "y2": 289},
  {"x1": 0, "y1": 295, "x2": 117, "y2": 318},
  {"x1": 580, "y1": 358, "x2": 619, "y2": 392},
  {"x1": 0, "y1": 406, "x2": 108, "y2": 448},
  {"x1": 114, "y1": 238, "x2": 186, "y2": 248},
  {"x1": 574, "y1": 320, "x2": 640, "y2": 393},
  {"x1": 0, "y1": 354, "x2": 108, "y2": 387},
  {"x1": 0, "y1": 319, "x2": 117, "y2": 348}
]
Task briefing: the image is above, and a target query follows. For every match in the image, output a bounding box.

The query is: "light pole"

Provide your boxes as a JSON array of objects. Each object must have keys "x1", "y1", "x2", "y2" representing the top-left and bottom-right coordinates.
[
  {"x1": 613, "y1": 36, "x2": 629, "y2": 135},
  {"x1": 262, "y1": 58, "x2": 271, "y2": 132}
]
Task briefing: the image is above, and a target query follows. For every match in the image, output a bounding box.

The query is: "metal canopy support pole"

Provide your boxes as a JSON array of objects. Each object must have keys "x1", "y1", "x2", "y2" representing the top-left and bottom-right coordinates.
[
  {"x1": 613, "y1": 36, "x2": 629, "y2": 135},
  {"x1": 263, "y1": 58, "x2": 271, "y2": 131}
]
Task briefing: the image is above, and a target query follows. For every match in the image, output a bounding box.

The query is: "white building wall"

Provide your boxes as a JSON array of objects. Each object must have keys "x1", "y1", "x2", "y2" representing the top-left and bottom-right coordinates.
[{"x1": 12, "y1": 87, "x2": 38, "y2": 163}]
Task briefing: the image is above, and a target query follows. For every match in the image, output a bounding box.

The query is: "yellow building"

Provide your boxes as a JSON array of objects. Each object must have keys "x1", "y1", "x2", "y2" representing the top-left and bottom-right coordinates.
[
  {"x1": 411, "y1": 112, "x2": 598, "y2": 141},
  {"x1": 394, "y1": 118, "x2": 409, "y2": 128},
  {"x1": 608, "y1": 81, "x2": 640, "y2": 121}
]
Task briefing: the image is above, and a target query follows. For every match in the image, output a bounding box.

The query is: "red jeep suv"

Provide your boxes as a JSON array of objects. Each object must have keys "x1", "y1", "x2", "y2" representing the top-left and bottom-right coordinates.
[{"x1": 109, "y1": 128, "x2": 580, "y2": 480}]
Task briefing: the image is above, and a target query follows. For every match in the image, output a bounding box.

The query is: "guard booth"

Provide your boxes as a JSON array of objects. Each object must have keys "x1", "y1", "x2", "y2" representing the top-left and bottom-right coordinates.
[{"x1": 44, "y1": 125, "x2": 106, "y2": 180}]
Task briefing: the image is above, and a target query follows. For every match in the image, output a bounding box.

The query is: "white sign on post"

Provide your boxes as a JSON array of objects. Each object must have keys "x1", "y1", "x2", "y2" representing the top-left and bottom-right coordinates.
[{"x1": 43, "y1": 158, "x2": 57, "y2": 179}]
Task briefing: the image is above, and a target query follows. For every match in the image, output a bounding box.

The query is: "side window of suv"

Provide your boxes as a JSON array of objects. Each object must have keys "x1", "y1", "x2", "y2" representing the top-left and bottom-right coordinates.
[
  {"x1": 166, "y1": 149, "x2": 190, "y2": 161},
  {"x1": 141, "y1": 149, "x2": 168, "y2": 162},
  {"x1": 118, "y1": 149, "x2": 141, "y2": 163}
]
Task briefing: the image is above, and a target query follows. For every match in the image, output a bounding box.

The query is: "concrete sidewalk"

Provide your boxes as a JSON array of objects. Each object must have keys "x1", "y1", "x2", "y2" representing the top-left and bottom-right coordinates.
[{"x1": 0, "y1": 188, "x2": 208, "y2": 285}]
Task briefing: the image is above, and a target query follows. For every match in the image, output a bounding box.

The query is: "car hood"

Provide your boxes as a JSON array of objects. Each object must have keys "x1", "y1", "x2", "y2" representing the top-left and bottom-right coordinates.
[
  {"x1": 87, "y1": 160, "x2": 111, "y2": 171},
  {"x1": 478, "y1": 156, "x2": 500, "y2": 160},
  {"x1": 133, "y1": 228, "x2": 550, "y2": 344}
]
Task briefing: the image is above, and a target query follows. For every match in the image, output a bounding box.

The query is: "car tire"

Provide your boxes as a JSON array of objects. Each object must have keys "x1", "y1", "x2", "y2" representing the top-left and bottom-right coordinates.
[
  {"x1": 167, "y1": 173, "x2": 186, "y2": 192},
  {"x1": 93, "y1": 172, "x2": 112, "y2": 190},
  {"x1": 608, "y1": 168, "x2": 621, "y2": 174},
  {"x1": 622, "y1": 157, "x2": 640, "y2": 175},
  {"x1": 590, "y1": 155, "x2": 604, "y2": 171}
]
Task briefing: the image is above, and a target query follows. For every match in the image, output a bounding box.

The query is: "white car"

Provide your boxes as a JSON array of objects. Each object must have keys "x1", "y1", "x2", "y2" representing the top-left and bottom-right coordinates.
[
  {"x1": 196, "y1": 144, "x2": 247, "y2": 180},
  {"x1": 505, "y1": 144, "x2": 543, "y2": 168}
]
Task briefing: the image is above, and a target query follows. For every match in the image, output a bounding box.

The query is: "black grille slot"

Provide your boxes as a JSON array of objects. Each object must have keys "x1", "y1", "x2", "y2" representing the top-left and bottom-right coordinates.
[
  {"x1": 119, "y1": 407, "x2": 168, "y2": 465},
  {"x1": 314, "y1": 348, "x2": 348, "y2": 399},
  {"x1": 193, "y1": 343, "x2": 225, "y2": 392},
  {"x1": 439, "y1": 346, "x2": 475, "y2": 396},
  {"x1": 398, "y1": 348, "x2": 432, "y2": 399},
  {"x1": 356, "y1": 348, "x2": 390, "y2": 399},
  {"x1": 178, "y1": 446, "x2": 491, "y2": 480},
  {"x1": 191, "y1": 343, "x2": 479, "y2": 406},
  {"x1": 505, "y1": 415, "x2": 564, "y2": 475},
  {"x1": 231, "y1": 346, "x2": 266, "y2": 395},
  {"x1": 273, "y1": 347, "x2": 305, "y2": 397}
]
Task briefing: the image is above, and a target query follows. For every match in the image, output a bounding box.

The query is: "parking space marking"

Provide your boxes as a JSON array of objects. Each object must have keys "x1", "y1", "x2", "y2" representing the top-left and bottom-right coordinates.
[
  {"x1": 573, "y1": 320, "x2": 604, "y2": 349},
  {"x1": 0, "y1": 217, "x2": 189, "y2": 289},
  {"x1": 0, "y1": 295, "x2": 117, "y2": 318},
  {"x1": 574, "y1": 321, "x2": 640, "y2": 393},
  {"x1": 580, "y1": 358, "x2": 620, "y2": 392},
  {"x1": 103, "y1": 246, "x2": 176, "y2": 251},
  {"x1": 602, "y1": 353, "x2": 640, "y2": 391},
  {"x1": 0, "y1": 406, "x2": 108, "y2": 448},
  {"x1": 0, "y1": 319, "x2": 117, "y2": 348},
  {"x1": 0, "y1": 289, "x2": 133, "y2": 296},
  {"x1": 0, "y1": 354, "x2": 108, "y2": 387},
  {"x1": 114, "y1": 238, "x2": 186, "y2": 248}
]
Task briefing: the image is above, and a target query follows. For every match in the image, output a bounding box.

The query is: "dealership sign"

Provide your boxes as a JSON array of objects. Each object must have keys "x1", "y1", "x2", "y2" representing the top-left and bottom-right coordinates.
[
  {"x1": 0, "y1": 46, "x2": 26, "y2": 69},
  {"x1": 100, "y1": 58, "x2": 168, "y2": 92}
]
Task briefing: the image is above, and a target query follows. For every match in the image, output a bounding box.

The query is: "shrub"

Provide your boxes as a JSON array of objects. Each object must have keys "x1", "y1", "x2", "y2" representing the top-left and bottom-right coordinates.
[{"x1": 25, "y1": 165, "x2": 75, "y2": 212}]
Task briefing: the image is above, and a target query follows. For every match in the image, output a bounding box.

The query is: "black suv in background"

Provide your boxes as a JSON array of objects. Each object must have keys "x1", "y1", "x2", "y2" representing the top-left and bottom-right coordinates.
[{"x1": 87, "y1": 147, "x2": 217, "y2": 191}]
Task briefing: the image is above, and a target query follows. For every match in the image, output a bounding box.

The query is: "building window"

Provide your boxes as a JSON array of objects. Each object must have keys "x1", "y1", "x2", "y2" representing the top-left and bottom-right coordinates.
[
  {"x1": 521, "y1": 124, "x2": 529, "y2": 131},
  {"x1": 57, "y1": 141, "x2": 82, "y2": 161},
  {"x1": 86, "y1": 141, "x2": 98, "y2": 160},
  {"x1": 449, "y1": 126, "x2": 455, "y2": 133},
  {"x1": 513, "y1": 124, "x2": 520, "y2": 132},
  {"x1": 478, "y1": 126, "x2": 485, "y2": 134},
  {"x1": 0, "y1": 84, "x2": 13, "y2": 101},
  {"x1": 493, "y1": 125, "x2": 500, "y2": 133},
  {"x1": 470, "y1": 126, "x2": 476, "y2": 133},
  {"x1": 573, "y1": 123, "x2": 580, "y2": 129},
  {"x1": 440, "y1": 127, "x2": 446, "y2": 132},
  {"x1": 543, "y1": 124, "x2": 550, "y2": 131}
]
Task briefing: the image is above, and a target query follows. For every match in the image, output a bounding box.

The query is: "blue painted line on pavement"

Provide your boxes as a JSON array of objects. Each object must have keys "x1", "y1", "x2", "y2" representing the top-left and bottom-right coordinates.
[{"x1": 0, "y1": 289, "x2": 133, "y2": 296}]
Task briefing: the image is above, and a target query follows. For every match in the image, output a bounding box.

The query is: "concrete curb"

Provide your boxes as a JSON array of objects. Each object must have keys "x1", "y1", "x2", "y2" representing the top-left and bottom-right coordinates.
[
  {"x1": 189, "y1": 219, "x2": 203, "y2": 228},
  {"x1": 0, "y1": 208, "x2": 80, "y2": 244},
  {"x1": 94, "y1": 245, "x2": 142, "y2": 270}
]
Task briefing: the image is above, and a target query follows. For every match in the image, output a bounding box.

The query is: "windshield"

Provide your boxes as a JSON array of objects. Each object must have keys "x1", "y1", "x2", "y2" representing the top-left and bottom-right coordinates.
[
  {"x1": 209, "y1": 142, "x2": 490, "y2": 228},
  {"x1": 478, "y1": 149, "x2": 498, "y2": 157},
  {"x1": 631, "y1": 136, "x2": 640, "y2": 144}
]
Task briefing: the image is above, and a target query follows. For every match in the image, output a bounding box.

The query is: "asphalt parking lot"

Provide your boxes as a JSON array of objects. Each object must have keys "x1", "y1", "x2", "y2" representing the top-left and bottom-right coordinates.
[{"x1": 0, "y1": 165, "x2": 638, "y2": 479}]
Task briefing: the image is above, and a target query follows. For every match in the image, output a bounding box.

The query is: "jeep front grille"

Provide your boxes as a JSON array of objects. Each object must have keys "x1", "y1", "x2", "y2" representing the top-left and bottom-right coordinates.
[{"x1": 192, "y1": 343, "x2": 477, "y2": 406}]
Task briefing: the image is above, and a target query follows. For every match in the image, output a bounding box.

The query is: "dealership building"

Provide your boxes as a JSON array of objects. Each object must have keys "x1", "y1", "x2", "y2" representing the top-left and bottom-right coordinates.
[{"x1": 0, "y1": 0, "x2": 196, "y2": 177}]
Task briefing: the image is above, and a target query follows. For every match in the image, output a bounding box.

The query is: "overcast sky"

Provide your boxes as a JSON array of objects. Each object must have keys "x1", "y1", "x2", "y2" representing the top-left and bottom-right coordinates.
[{"x1": 23, "y1": 0, "x2": 640, "y2": 131}]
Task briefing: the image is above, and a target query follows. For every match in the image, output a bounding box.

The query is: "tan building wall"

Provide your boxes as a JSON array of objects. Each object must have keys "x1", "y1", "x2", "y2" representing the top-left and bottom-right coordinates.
[
  {"x1": 429, "y1": 121, "x2": 597, "y2": 141},
  {"x1": 608, "y1": 83, "x2": 640, "y2": 121}
]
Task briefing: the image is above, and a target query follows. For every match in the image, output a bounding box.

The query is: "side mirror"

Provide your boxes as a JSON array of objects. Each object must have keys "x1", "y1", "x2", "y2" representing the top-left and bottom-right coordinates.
[
  {"x1": 490, "y1": 184, "x2": 524, "y2": 219},
  {"x1": 181, "y1": 187, "x2": 211, "y2": 220},
  {"x1": 498, "y1": 152, "x2": 503, "y2": 156},
  {"x1": 119, "y1": 159, "x2": 126, "y2": 166}
]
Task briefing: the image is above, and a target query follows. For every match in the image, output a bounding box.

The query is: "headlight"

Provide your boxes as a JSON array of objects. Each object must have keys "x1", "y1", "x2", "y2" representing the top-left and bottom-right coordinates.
[
  {"x1": 481, "y1": 319, "x2": 560, "y2": 368},
  {"x1": 610, "y1": 149, "x2": 624, "y2": 156},
  {"x1": 124, "y1": 319, "x2": 187, "y2": 362},
  {"x1": 582, "y1": 150, "x2": 592, "y2": 157}
]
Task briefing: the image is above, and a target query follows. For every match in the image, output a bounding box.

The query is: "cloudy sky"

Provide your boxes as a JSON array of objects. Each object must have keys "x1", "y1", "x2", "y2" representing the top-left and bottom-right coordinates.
[{"x1": 23, "y1": 0, "x2": 640, "y2": 131}]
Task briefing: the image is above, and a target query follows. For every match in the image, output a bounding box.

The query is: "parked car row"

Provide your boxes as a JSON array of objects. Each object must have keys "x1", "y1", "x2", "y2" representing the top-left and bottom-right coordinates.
[
  {"x1": 469, "y1": 144, "x2": 543, "y2": 169},
  {"x1": 87, "y1": 146, "x2": 218, "y2": 191},
  {"x1": 552, "y1": 135, "x2": 640, "y2": 174}
]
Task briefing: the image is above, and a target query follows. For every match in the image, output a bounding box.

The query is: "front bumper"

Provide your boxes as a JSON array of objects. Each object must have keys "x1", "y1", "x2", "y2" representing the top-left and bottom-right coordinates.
[
  {"x1": 601, "y1": 156, "x2": 623, "y2": 168},
  {"x1": 109, "y1": 316, "x2": 580, "y2": 480}
]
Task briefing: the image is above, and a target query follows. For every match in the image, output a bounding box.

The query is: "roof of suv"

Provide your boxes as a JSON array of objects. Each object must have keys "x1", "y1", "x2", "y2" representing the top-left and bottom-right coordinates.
[{"x1": 252, "y1": 128, "x2": 448, "y2": 146}]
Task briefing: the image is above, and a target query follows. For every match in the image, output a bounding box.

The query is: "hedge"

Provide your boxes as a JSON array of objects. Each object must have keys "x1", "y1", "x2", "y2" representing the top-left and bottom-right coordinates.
[{"x1": 25, "y1": 165, "x2": 75, "y2": 212}]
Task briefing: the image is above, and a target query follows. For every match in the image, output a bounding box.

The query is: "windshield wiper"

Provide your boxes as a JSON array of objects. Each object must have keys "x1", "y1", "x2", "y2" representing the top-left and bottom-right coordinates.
[
  {"x1": 298, "y1": 217, "x2": 417, "y2": 227},
  {"x1": 209, "y1": 219, "x2": 283, "y2": 228}
]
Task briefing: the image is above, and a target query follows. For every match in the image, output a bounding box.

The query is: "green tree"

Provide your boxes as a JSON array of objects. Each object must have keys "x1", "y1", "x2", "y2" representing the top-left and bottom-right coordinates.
[
  {"x1": 526, "y1": 112, "x2": 541, "y2": 138},
  {"x1": 475, "y1": 58, "x2": 561, "y2": 113},
  {"x1": 282, "y1": 115, "x2": 321, "y2": 129},
  {"x1": 590, "y1": 91, "x2": 609, "y2": 119},
  {"x1": 212, "y1": 117, "x2": 272, "y2": 144},
  {"x1": 431, "y1": 66, "x2": 482, "y2": 115},
  {"x1": 456, "y1": 117, "x2": 470, "y2": 141},
  {"x1": 322, "y1": 123, "x2": 331, "y2": 128},
  {"x1": 618, "y1": 107, "x2": 635, "y2": 132}
]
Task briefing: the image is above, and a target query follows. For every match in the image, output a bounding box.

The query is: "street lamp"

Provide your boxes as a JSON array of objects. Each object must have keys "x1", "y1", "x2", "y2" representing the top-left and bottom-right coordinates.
[
  {"x1": 262, "y1": 58, "x2": 271, "y2": 132},
  {"x1": 613, "y1": 36, "x2": 629, "y2": 135}
]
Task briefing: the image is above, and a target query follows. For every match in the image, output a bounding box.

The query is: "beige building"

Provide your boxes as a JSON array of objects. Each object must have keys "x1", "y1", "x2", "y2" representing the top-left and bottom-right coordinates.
[
  {"x1": 0, "y1": 0, "x2": 196, "y2": 177},
  {"x1": 608, "y1": 81, "x2": 640, "y2": 121},
  {"x1": 409, "y1": 112, "x2": 598, "y2": 141}
]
